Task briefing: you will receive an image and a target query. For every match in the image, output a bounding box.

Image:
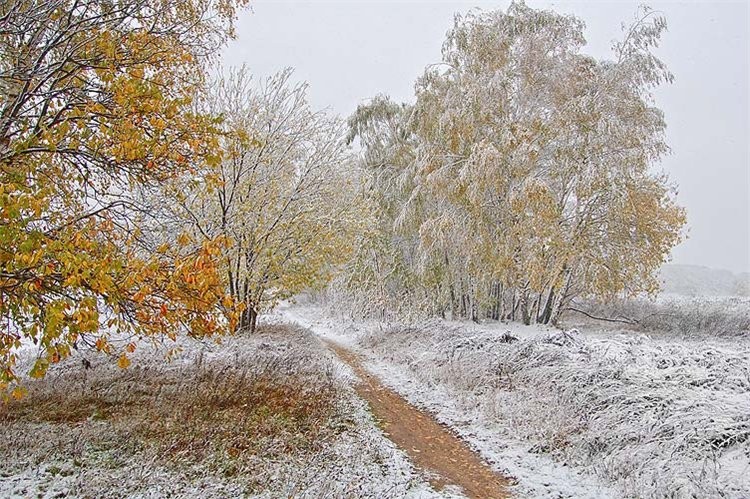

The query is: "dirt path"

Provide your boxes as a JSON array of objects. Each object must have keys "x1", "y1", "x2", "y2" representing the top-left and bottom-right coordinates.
[{"x1": 323, "y1": 339, "x2": 511, "y2": 499}]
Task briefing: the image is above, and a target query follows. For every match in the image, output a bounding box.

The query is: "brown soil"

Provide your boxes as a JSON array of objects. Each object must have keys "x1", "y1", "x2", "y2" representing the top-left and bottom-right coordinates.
[{"x1": 323, "y1": 339, "x2": 511, "y2": 499}]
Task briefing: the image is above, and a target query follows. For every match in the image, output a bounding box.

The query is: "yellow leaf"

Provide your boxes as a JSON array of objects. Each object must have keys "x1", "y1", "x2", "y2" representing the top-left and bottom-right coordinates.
[
  {"x1": 11, "y1": 386, "x2": 27, "y2": 400},
  {"x1": 177, "y1": 233, "x2": 191, "y2": 246},
  {"x1": 29, "y1": 359, "x2": 48, "y2": 379},
  {"x1": 117, "y1": 354, "x2": 131, "y2": 369}
]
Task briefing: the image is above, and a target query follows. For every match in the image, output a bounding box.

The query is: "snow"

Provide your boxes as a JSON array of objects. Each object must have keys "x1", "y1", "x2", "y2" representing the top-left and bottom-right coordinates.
[
  {"x1": 0, "y1": 321, "x2": 453, "y2": 499},
  {"x1": 281, "y1": 305, "x2": 615, "y2": 498},
  {"x1": 6, "y1": 302, "x2": 747, "y2": 497},
  {"x1": 280, "y1": 302, "x2": 750, "y2": 498}
]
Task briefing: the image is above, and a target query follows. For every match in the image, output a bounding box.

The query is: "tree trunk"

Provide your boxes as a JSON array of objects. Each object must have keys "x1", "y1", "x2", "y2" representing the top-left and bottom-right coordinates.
[
  {"x1": 529, "y1": 293, "x2": 541, "y2": 325},
  {"x1": 490, "y1": 282, "x2": 500, "y2": 320},
  {"x1": 549, "y1": 268, "x2": 573, "y2": 325},
  {"x1": 509, "y1": 291, "x2": 518, "y2": 321},
  {"x1": 470, "y1": 282, "x2": 479, "y2": 323},
  {"x1": 499, "y1": 283, "x2": 505, "y2": 321},
  {"x1": 520, "y1": 287, "x2": 530, "y2": 325},
  {"x1": 240, "y1": 305, "x2": 258, "y2": 333},
  {"x1": 539, "y1": 288, "x2": 555, "y2": 324},
  {"x1": 449, "y1": 283, "x2": 458, "y2": 319}
]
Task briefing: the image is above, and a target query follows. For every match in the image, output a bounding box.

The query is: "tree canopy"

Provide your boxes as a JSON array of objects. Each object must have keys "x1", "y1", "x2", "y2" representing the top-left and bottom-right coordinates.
[
  {"x1": 164, "y1": 67, "x2": 366, "y2": 333},
  {"x1": 0, "y1": 0, "x2": 247, "y2": 396},
  {"x1": 342, "y1": 3, "x2": 686, "y2": 324}
]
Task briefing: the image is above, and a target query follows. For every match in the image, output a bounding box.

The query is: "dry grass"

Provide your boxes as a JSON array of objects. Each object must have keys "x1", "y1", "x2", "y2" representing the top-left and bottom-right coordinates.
[
  {"x1": 566, "y1": 296, "x2": 750, "y2": 338},
  {"x1": 0, "y1": 324, "x2": 348, "y2": 496}
]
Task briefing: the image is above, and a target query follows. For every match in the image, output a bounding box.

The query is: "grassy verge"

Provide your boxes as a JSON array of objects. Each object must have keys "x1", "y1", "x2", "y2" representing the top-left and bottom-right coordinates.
[{"x1": 0, "y1": 324, "x2": 347, "y2": 497}]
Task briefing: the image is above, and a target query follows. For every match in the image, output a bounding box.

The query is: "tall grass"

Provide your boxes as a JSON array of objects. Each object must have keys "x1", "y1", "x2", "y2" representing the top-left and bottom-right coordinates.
[{"x1": 566, "y1": 296, "x2": 750, "y2": 337}]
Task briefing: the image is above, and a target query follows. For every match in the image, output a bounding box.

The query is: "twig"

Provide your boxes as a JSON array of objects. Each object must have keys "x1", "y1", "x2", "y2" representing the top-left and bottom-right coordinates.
[{"x1": 567, "y1": 307, "x2": 639, "y2": 325}]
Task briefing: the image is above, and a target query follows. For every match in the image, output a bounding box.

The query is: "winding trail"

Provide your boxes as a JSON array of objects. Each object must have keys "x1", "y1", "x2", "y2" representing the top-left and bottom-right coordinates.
[{"x1": 322, "y1": 338, "x2": 511, "y2": 499}]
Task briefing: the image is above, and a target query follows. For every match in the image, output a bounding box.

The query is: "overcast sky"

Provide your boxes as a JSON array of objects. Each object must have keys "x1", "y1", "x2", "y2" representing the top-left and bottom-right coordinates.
[{"x1": 221, "y1": 0, "x2": 750, "y2": 274}]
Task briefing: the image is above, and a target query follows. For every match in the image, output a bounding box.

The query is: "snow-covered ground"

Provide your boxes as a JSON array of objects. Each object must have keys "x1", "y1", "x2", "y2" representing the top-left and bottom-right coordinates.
[
  {"x1": 282, "y1": 302, "x2": 750, "y2": 498},
  {"x1": 4, "y1": 302, "x2": 747, "y2": 498},
  {"x1": 0, "y1": 323, "x2": 450, "y2": 498}
]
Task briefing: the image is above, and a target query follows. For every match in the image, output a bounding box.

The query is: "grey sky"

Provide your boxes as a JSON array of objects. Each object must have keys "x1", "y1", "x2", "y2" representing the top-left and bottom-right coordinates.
[{"x1": 221, "y1": 0, "x2": 750, "y2": 273}]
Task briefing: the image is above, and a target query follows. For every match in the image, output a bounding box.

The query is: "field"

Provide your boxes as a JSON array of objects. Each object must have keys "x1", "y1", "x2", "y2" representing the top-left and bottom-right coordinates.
[
  {"x1": 1, "y1": 297, "x2": 748, "y2": 498},
  {"x1": 288, "y1": 296, "x2": 750, "y2": 498},
  {"x1": 0, "y1": 324, "x2": 443, "y2": 498}
]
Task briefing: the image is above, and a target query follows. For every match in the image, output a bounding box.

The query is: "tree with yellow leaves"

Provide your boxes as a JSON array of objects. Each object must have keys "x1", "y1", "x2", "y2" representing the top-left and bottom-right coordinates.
[
  {"x1": 0, "y1": 0, "x2": 248, "y2": 395},
  {"x1": 345, "y1": 3, "x2": 686, "y2": 325},
  {"x1": 167, "y1": 67, "x2": 365, "y2": 332}
]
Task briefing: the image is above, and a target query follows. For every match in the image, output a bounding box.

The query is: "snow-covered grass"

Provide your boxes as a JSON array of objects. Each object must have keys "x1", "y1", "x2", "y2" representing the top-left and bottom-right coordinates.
[
  {"x1": 0, "y1": 323, "x2": 444, "y2": 498},
  {"x1": 287, "y1": 301, "x2": 750, "y2": 498},
  {"x1": 568, "y1": 295, "x2": 750, "y2": 338}
]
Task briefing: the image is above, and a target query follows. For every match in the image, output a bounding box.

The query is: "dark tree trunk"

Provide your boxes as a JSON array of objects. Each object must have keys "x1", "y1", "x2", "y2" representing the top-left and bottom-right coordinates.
[
  {"x1": 509, "y1": 292, "x2": 518, "y2": 322},
  {"x1": 240, "y1": 305, "x2": 258, "y2": 333},
  {"x1": 539, "y1": 288, "x2": 555, "y2": 324},
  {"x1": 530, "y1": 293, "x2": 541, "y2": 324},
  {"x1": 471, "y1": 290, "x2": 479, "y2": 323},
  {"x1": 489, "y1": 282, "x2": 500, "y2": 320}
]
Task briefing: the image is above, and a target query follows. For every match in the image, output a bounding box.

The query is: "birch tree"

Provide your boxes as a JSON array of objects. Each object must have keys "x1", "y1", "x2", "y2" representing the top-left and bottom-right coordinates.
[{"x1": 345, "y1": 3, "x2": 686, "y2": 324}]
